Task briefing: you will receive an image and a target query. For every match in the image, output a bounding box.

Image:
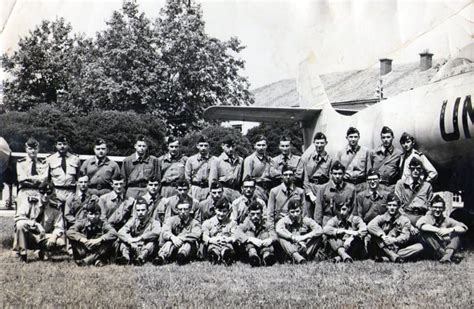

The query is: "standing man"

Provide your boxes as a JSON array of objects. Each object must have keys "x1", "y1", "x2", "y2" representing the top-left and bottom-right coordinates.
[
  {"x1": 370, "y1": 126, "x2": 403, "y2": 191},
  {"x1": 243, "y1": 135, "x2": 273, "y2": 202},
  {"x1": 270, "y1": 135, "x2": 301, "y2": 186},
  {"x1": 399, "y1": 132, "x2": 438, "y2": 183},
  {"x1": 156, "y1": 180, "x2": 198, "y2": 222},
  {"x1": 15, "y1": 137, "x2": 49, "y2": 210},
  {"x1": 185, "y1": 136, "x2": 216, "y2": 201},
  {"x1": 416, "y1": 195, "x2": 468, "y2": 263},
  {"x1": 355, "y1": 169, "x2": 388, "y2": 224},
  {"x1": 276, "y1": 199, "x2": 324, "y2": 264},
  {"x1": 195, "y1": 182, "x2": 225, "y2": 223},
  {"x1": 64, "y1": 174, "x2": 98, "y2": 228},
  {"x1": 236, "y1": 200, "x2": 277, "y2": 267},
  {"x1": 158, "y1": 136, "x2": 188, "y2": 198},
  {"x1": 267, "y1": 166, "x2": 305, "y2": 228},
  {"x1": 14, "y1": 182, "x2": 65, "y2": 262},
  {"x1": 80, "y1": 138, "x2": 121, "y2": 197},
  {"x1": 154, "y1": 201, "x2": 202, "y2": 265},
  {"x1": 231, "y1": 176, "x2": 266, "y2": 225},
  {"x1": 46, "y1": 136, "x2": 81, "y2": 203},
  {"x1": 296, "y1": 132, "x2": 333, "y2": 219},
  {"x1": 336, "y1": 127, "x2": 371, "y2": 192},
  {"x1": 315, "y1": 161, "x2": 357, "y2": 227},
  {"x1": 209, "y1": 136, "x2": 243, "y2": 203},
  {"x1": 121, "y1": 135, "x2": 160, "y2": 199},
  {"x1": 395, "y1": 157, "x2": 433, "y2": 225}
]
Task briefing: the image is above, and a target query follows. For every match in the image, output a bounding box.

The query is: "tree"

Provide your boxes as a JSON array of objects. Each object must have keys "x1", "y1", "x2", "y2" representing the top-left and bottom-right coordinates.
[
  {"x1": 154, "y1": 0, "x2": 254, "y2": 135},
  {"x1": 246, "y1": 123, "x2": 304, "y2": 157},
  {"x1": 1, "y1": 18, "x2": 77, "y2": 111}
]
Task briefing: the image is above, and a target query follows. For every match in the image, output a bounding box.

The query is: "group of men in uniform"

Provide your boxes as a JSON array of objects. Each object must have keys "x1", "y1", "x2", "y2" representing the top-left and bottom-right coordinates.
[{"x1": 12, "y1": 127, "x2": 468, "y2": 266}]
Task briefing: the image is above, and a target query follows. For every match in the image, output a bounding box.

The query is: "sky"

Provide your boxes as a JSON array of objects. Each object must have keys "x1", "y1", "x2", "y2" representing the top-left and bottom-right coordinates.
[{"x1": 1, "y1": 0, "x2": 473, "y2": 89}]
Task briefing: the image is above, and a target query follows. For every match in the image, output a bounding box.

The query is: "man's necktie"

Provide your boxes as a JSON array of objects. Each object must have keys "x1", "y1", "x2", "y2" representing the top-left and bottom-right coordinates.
[
  {"x1": 31, "y1": 160, "x2": 38, "y2": 176},
  {"x1": 61, "y1": 155, "x2": 67, "y2": 173}
]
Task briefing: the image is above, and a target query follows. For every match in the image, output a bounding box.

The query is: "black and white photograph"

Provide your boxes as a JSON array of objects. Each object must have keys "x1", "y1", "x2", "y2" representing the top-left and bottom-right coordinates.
[{"x1": 0, "y1": 0, "x2": 473, "y2": 307}]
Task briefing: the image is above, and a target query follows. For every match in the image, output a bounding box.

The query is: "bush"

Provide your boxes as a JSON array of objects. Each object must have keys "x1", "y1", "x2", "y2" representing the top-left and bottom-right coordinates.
[{"x1": 245, "y1": 123, "x2": 303, "y2": 157}]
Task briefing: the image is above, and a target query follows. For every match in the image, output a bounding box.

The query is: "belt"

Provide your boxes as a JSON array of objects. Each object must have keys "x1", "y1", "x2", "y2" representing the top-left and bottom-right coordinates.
[
  {"x1": 308, "y1": 177, "x2": 328, "y2": 185},
  {"x1": 89, "y1": 183, "x2": 112, "y2": 190},
  {"x1": 128, "y1": 181, "x2": 148, "y2": 188},
  {"x1": 347, "y1": 178, "x2": 365, "y2": 185},
  {"x1": 404, "y1": 208, "x2": 426, "y2": 216},
  {"x1": 191, "y1": 181, "x2": 208, "y2": 188},
  {"x1": 18, "y1": 182, "x2": 39, "y2": 190},
  {"x1": 54, "y1": 185, "x2": 76, "y2": 190}
]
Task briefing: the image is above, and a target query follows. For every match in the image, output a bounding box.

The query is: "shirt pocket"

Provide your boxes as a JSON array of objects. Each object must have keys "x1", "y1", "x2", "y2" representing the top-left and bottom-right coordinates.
[
  {"x1": 67, "y1": 161, "x2": 79, "y2": 176},
  {"x1": 49, "y1": 161, "x2": 63, "y2": 177}
]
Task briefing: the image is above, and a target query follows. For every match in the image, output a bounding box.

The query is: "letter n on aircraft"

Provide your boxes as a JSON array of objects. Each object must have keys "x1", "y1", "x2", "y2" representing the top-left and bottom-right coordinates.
[{"x1": 440, "y1": 95, "x2": 473, "y2": 141}]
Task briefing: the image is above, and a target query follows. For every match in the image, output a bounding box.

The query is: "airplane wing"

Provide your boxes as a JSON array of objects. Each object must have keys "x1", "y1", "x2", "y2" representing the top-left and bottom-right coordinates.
[{"x1": 204, "y1": 106, "x2": 321, "y2": 124}]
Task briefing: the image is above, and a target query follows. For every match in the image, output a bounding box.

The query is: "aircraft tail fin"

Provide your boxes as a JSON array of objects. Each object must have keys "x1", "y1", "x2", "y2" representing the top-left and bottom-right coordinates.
[{"x1": 297, "y1": 51, "x2": 332, "y2": 110}]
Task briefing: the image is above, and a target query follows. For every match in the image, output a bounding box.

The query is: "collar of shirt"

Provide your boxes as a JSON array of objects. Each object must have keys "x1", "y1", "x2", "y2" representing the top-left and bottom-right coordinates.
[
  {"x1": 346, "y1": 145, "x2": 360, "y2": 154},
  {"x1": 110, "y1": 191, "x2": 124, "y2": 201},
  {"x1": 377, "y1": 145, "x2": 394, "y2": 155},
  {"x1": 328, "y1": 180, "x2": 346, "y2": 191},
  {"x1": 94, "y1": 156, "x2": 110, "y2": 166},
  {"x1": 312, "y1": 151, "x2": 328, "y2": 162},
  {"x1": 57, "y1": 152, "x2": 71, "y2": 159},
  {"x1": 254, "y1": 152, "x2": 270, "y2": 163},
  {"x1": 164, "y1": 152, "x2": 182, "y2": 162},
  {"x1": 197, "y1": 153, "x2": 210, "y2": 161},
  {"x1": 133, "y1": 153, "x2": 149, "y2": 163},
  {"x1": 281, "y1": 183, "x2": 295, "y2": 194},
  {"x1": 403, "y1": 177, "x2": 421, "y2": 188},
  {"x1": 365, "y1": 189, "x2": 382, "y2": 199}
]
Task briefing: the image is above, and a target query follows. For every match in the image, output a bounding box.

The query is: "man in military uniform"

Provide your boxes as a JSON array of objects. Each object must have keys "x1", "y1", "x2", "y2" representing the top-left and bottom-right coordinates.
[
  {"x1": 336, "y1": 127, "x2": 371, "y2": 192},
  {"x1": 202, "y1": 199, "x2": 238, "y2": 265},
  {"x1": 269, "y1": 135, "x2": 301, "y2": 187},
  {"x1": 140, "y1": 177, "x2": 162, "y2": 221},
  {"x1": 230, "y1": 176, "x2": 266, "y2": 225},
  {"x1": 314, "y1": 161, "x2": 357, "y2": 227},
  {"x1": 158, "y1": 136, "x2": 188, "y2": 198},
  {"x1": 15, "y1": 137, "x2": 49, "y2": 211},
  {"x1": 121, "y1": 135, "x2": 160, "y2": 199},
  {"x1": 355, "y1": 169, "x2": 388, "y2": 224},
  {"x1": 64, "y1": 174, "x2": 98, "y2": 228},
  {"x1": 276, "y1": 199, "x2": 323, "y2": 264},
  {"x1": 395, "y1": 157, "x2": 433, "y2": 225},
  {"x1": 80, "y1": 138, "x2": 121, "y2": 196},
  {"x1": 324, "y1": 201, "x2": 368, "y2": 263},
  {"x1": 209, "y1": 136, "x2": 243, "y2": 203},
  {"x1": 185, "y1": 136, "x2": 216, "y2": 201},
  {"x1": 156, "y1": 180, "x2": 199, "y2": 223},
  {"x1": 67, "y1": 200, "x2": 118, "y2": 266},
  {"x1": 416, "y1": 195, "x2": 468, "y2": 263},
  {"x1": 236, "y1": 200, "x2": 277, "y2": 267},
  {"x1": 369, "y1": 126, "x2": 403, "y2": 191},
  {"x1": 368, "y1": 193, "x2": 423, "y2": 262},
  {"x1": 46, "y1": 136, "x2": 81, "y2": 203},
  {"x1": 153, "y1": 201, "x2": 202, "y2": 265},
  {"x1": 117, "y1": 198, "x2": 161, "y2": 265},
  {"x1": 195, "y1": 181, "x2": 225, "y2": 223},
  {"x1": 98, "y1": 174, "x2": 135, "y2": 231},
  {"x1": 399, "y1": 132, "x2": 438, "y2": 183},
  {"x1": 243, "y1": 135, "x2": 273, "y2": 202},
  {"x1": 296, "y1": 132, "x2": 333, "y2": 219},
  {"x1": 14, "y1": 182, "x2": 65, "y2": 262},
  {"x1": 267, "y1": 166, "x2": 305, "y2": 228}
]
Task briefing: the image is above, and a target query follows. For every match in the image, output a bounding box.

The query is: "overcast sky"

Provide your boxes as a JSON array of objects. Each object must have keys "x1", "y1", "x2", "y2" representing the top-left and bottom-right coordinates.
[{"x1": 1, "y1": 0, "x2": 473, "y2": 88}]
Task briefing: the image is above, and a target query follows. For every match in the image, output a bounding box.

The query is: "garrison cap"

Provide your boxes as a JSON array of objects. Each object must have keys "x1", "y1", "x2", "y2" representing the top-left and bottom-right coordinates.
[
  {"x1": 112, "y1": 173, "x2": 125, "y2": 182},
  {"x1": 95, "y1": 138, "x2": 107, "y2": 146},
  {"x1": 197, "y1": 135, "x2": 208, "y2": 144},
  {"x1": 366, "y1": 168, "x2": 380, "y2": 178},
  {"x1": 330, "y1": 160, "x2": 346, "y2": 172},
  {"x1": 346, "y1": 127, "x2": 360, "y2": 136},
  {"x1": 281, "y1": 165, "x2": 295, "y2": 174},
  {"x1": 221, "y1": 135, "x2": 235, "y2": 146},
  {"x1": 288, "y1": 198, "x2": 302, "y2": 210},
  {"x1": 313, "y1": 132, "x2": 327, "y2": 141},
  {"x1": 381, "y1": 126, "x2": 394, "y2": 136},
  {"x1": 408, "y1": 157, "x2": 424, "y2": 168},
  {"x1": 248, "y1": 199, "x2": 263, "y2": 212},
  {"x1": 166, "y1": 136, "x2": 177, "y2": 144},
  {"x1": 386, "y1": 192, "x2": 400, "y2": 204},
  {"x1": 56, "y1": 135, "x2": 68, "y2": 143},
  {"x1": 400, "y1": 132, "x2": 415, "y2": 144},
  {"x1": 147, "y1": 176, "x2": 160, "y2": 183},
  {"x1": 254, "y1": 135, "x2": 267, "y2": 143},
  {"x1": 242, "y1": 175, "x2": 256, "y2": 185},
  {"x1": 135, "y1": 197, "x2": 149, "y2": 207},
  {"x1": 85, "y1": 199, "x2": 101, "y2": 214},
  {"x1": 25, "y1": 137, "x2": 39, "y2": 148},
  {"x1": 38, "y1": 181, "x2": 55, "y2": 195},
  {"x1": 210, "y1": 181, "x2": 223, "y2": 190},
  {"x1": 175, "y1": 179, "x2": 189, "y2": 188},
  {"x1": 430, "y1": 195, "x2": 446, "y2": 206},
  {"x1": 215, "y1": 198, "x2": 230, "y2": 210}
]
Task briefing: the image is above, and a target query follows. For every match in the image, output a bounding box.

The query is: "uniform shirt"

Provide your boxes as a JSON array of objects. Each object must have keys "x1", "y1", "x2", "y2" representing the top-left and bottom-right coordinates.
[
  {"x1": 46, "y1": 152, "x2": 81, "y2": 187},
  {"x1": 243, "y1": 152, "x2": 272, "y2": 184},
  {"x1": 185, "y1": 153, "x2": 216, "y2": 186},
  {"x1": 98, "y1": 191, "x2": 135, "y2": 229},
  {"x1": 368, "y1": 212, "x2": 412, "y2": 245},
  {"x1": 230, "y1": 196, "x2": 266, "y2": 225},
  {"x1": 202, "y1": 216, "x2": 237, "y2": 244},
  {"x1": 15, "y1": 199, "x2": 64, "y2": 237},
  {"x1": 315, "y1": 180, "x2": 356, "y2": 226},
  {"x1": 394, "y1": 177, "x2": 433, "y2": 213},
  {"x1": 416, "y1": 212, "x2": 468, "y2": 231},
  {"x1": 67, "y1": 218, "x2": 117, "y2": 241},
  {"x1": 370, "y1": 145, "x2": 403, "y2": 185},
  {"x1": 158, "y1": 153, "x2": 188, "y2": 185},
  {"x1": 209, "y1": 152, "x2": 243, "y2": 189},
  {"x1": 323, "y1": 215, "x2": 367, "y2": 239},
  {"x1": 64, "y1": 192, "x2": 97, "y2": 226},
  {"x1": 158, "y1": 195, "x2": 199, "y2": 221},
  {"x1": 270, "y1": 153, "x2": 301, "y2": 180},
  {"x1": 275, "y1": 216, "x2": 323, "y2": 240},
  {"x1": 400, "y1": 150, "x2": 438, "y2": 183},
  {"x1": 355, "y1": 189, "x2": 387, "y2": 223},
  {"x1": 80, "y1": 157, "x2": 121, "y2": 188},
  {"x1": 195, "y1": 196, "x2": 218, "y2": 223},
  {"x1": 296, "y1": 150, "x2": 332, "y2": 195},
  {"x1": 140, "y1": 192, "x2": 161, "y2": 220},
  {"x1": 118, "y1": 216, "x2": 161, "y2": 242},
  {"x1": 161, "y1": 215, "x2": 202, "y2": 243},
  {"x1": 336, "y1": 145, "x2": 371, "y2": 184},
  {"x1": 267, "y1": 183, "x2": 305, "y2": 227},
  {"x1": 16, "y1": 157, "x2": 48, "y2": 188},
  {"x1": 121, "y1": 153, "x2": 160, "y2": 186},
  {"x1": 236, "y1": 216, "x2": 276, "y2": 242}
]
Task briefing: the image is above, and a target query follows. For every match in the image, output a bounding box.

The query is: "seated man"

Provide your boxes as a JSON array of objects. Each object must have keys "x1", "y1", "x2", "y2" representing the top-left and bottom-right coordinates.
[
  {"x1": 231, "y1": 176, "x2": 266, "y2": 225},
  {"x1": 236, "y1": 200, "x2": 277, "y2": 267},
  {"x1": 367, "y1": 193, "x2": 423, "y2": 263},
  {"x1": 323, "y1": 201, "x2": 368, "y2": 263},
  {"x1": 117, "y1": 198, "x2": 161, "y2": 265},
  {"x1": 14, "y1": 182, "x2": 65, "y2": 262},
  {"x1": 157, "y1": 180, "x2": 198, "y2": 222},
  {"x1": 64, "y1": 174, "x2": 98, "y2": 228},
  {"x1": 276, "y1": 199, "x2": 323, "y2": 264},
  {"x1": 355, "y1": 169, "x2": 387, "y2": 224},
  {"x1": 154, "y1": 201, "x2": 202, "y2": 265},
  {"x1": 66, "y1": 200, "x2": 118, "y2": 266},
  {"x1": 202, "y1": 199, "x2": 237, "y2": 265},
  {"x1": 416, "y1": 195, "x2": 468, "y2": 263},
  {"x1": 195, "y1": 182, "x2": 225, "y2": 223}
]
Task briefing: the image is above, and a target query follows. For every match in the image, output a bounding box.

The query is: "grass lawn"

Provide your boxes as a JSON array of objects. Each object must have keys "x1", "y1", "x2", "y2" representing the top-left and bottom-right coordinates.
[{"x1": 1, "y1": 217, "x2": 473, "y2": 308}]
